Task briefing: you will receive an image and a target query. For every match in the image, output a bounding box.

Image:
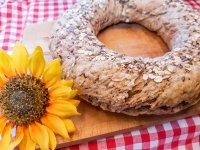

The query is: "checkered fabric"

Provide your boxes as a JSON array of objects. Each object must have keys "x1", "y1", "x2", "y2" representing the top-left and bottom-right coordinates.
[{"x1": 0, "y1": 0, "x2": 200, "y2": 150}]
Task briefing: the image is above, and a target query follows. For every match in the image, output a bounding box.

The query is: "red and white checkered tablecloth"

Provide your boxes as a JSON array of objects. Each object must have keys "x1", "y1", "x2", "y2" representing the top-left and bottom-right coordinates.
[{"x1": 0, "y1": 0, "x2": 200, "y2": 150}]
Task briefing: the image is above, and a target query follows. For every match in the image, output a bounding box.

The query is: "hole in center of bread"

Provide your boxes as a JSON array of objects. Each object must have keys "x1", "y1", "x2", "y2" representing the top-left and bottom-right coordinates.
[{"x1": 98, "y1": 23, "x2": 170, "y2": 58}]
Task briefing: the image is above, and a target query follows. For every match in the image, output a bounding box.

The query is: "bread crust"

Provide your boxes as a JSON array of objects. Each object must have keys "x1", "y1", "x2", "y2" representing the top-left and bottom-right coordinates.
[{"x1": 49, "y1": 0, "x2": 200, "y2": 115}]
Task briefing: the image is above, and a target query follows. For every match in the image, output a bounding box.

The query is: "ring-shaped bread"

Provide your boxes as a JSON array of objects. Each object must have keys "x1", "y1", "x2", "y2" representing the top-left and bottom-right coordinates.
[{"x1": 49, "y1": 0, "x2": 200, "y2": 116}]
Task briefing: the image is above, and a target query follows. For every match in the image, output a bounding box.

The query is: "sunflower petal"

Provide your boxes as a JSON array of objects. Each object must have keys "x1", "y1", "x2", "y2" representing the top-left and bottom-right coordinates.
[
  {"x1": 50, "y1": 80, "x2": 74, "y2": 91},
  {"x1": 19, "y1": 128, "x2": 36, "y2": 150},
  {"x1": 25, "y1": 136, "x2": 36, "y2": 150},
  {"x1": 0, "y1": 49, "x2": 16, "y2": 77},
  {"x1": 46, "y1": 101, "x2": 80, "y2": 118},
  {"x1": 50, "y1": 99, "x2": 80, "y2": 107},
  {"x1": 41, "y1": 114, "x2": 69, "y2": 139},
  {"x1": 0, "y1": 143, "x2": 9, "y2": 150},
  {"x1": 0, "y1": 116, "x2": 7, "y2": 134},
  {"x1": 69, "y1": 89, "x2": 78, "y2": 99},
  {"x1": 60, "y1": 80, "x2": 74, "y2": 87},
  {"x1": 19, "y1": 131, "x2": 27, "y2": 150},
  {"x1": 0, "y1": 73, "x2": 8, "y2": 87},
  {"x1": 29, "y1": 122, "x2": 49, "y2": 150},
  {"x1": 49, "y1": 86, "x2": 71, "y2": 98},
  {"x1": 12, "y1": 42, "x2": 29, "y2": 76},
  {"x1": 9, "y1": 126, "x2": 24, "y2": 149},
  {"x1": 67, "y1": 99, "x2": 80, "y2": 107},
  {"x1": 63, "y1": 119, "x2": 76, "y2": 133},
  {"x1": 42, "y1": 59, "x2": 61, "y2": 88},
  {"x1": 28, "y1": 46, "x2": 45, "y2": 78},
  {"x1": 46, "y1": 127, "x2": 56, "y2": 150},
  {"x1": 0, "y1": 123, "x2": 12, "y2": 148}
]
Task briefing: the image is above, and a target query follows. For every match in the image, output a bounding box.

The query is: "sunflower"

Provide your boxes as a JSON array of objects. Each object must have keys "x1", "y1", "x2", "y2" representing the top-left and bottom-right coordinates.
[{"x1": 0, "y1": 42, "x2": 80, "y2": 150}]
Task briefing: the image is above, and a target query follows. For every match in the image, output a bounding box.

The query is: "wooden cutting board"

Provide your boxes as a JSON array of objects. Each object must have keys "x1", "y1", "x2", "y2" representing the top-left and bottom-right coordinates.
[{"x1": 22, "y1": 22, "x2": 200, "y2": 149}]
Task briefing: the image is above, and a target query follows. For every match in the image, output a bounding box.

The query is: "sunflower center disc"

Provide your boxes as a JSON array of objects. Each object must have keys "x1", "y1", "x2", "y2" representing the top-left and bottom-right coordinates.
[{"x1": 0, "y1": 76, "x2": 49, "y2": 125}]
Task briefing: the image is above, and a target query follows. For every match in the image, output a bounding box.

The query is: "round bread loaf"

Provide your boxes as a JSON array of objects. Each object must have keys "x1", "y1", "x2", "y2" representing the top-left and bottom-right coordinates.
[{"x1": 49, "y1": 0, "x2": 200, "y2": 116}]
